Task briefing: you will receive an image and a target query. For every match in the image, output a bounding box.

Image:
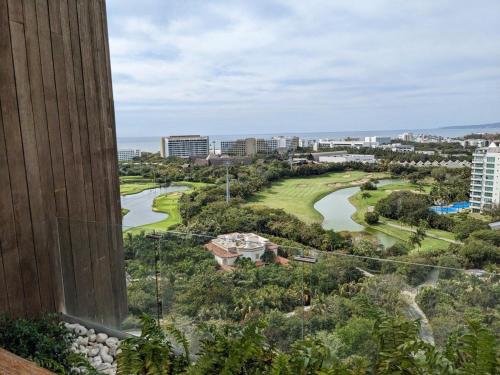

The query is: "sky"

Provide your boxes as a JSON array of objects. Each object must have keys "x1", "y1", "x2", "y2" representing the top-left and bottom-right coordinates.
[{"x1": 106, "y1": 0, "x2": 500, "y2": 137}]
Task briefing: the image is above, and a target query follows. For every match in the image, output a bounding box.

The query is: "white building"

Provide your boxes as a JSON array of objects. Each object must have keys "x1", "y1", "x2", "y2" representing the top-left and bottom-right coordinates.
[
  {"x1": 460, "y1": 139, "x2": 489, "y2": 148},
  {"x1": 398, "y1": 132, "x2": 414, "y2": 142},
  {"x1": 364, "y1": 136, "x2": 391, "y2": 145},
  {"x1": 160, "y1": 135, "x2": 209, "y2": 158},
  {"x1": 314, "y1": 139, "x2": 371, "y2": 150},
  {"x1": 118, "y1": 149, "x2": 141, "y2": 161},
  {"x1": 470, "y1": 141, "x2": 500, "y2": 212},
  {"x1": 383, "y1": 143, "x2": 415, "y2": 153},
  {"x1": 206, "y1": 233, "x2": 278, "y2": 267},
  {"x1": 318, "y1": 153, "x2": 376, "y2": 164}
]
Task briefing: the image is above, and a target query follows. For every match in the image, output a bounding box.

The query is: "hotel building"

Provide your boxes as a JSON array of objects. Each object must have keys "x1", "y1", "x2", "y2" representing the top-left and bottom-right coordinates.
[
  {"x1": 118, "y1": 149, "x2": 141, "y2": 161},
  {"x1": 470, "y1": 141, "x2": 500, "y2": 212},
  {"x1": 160, "y1": 135, "x2": 209, "y2": 158}
]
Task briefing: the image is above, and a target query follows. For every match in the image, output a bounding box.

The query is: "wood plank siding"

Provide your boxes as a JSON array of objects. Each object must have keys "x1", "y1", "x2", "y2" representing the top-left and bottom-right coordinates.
[{"x1": 0, "y1": 0, "x2": 126, "y2": 326}]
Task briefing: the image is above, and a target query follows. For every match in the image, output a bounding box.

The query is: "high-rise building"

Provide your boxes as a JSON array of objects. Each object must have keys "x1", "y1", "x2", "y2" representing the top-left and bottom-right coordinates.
[
  {"x1": 221, "y1": 136, "x2": 297, "y2": 156},
  {"x1": 398, "y1": 132, "x2": 414, "y2": 142},
  {"x1": 257, "y1": 138, "x2": 279, "y2": 154},
  {"x1": 470, "y1": 141, "x2": 500, "y2": 212},
  {"x1": 118, "y1": 149, "x2": 141, "y2": 161},
  {"x1": 221, "y1": 138, "x2": 257, "y2": 156},
  {"x1": 160, "y1": 135, "x2": 209, "y2": 158}
]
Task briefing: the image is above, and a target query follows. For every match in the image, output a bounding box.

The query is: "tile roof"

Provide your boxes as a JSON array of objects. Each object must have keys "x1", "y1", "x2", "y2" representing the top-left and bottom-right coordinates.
[{"x1": 205, "y1": 242, "x2": 240, "y2": 258}]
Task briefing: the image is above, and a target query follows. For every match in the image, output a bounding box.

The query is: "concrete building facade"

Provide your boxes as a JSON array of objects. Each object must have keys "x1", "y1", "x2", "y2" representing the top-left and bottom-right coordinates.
[
  {"x1": 118, "y1": 149, "x2": 141, "y2": 161},
  {"x1": 470, "y1": 142, "x2": 500, "y2": 212},
  {"x1": 161, "y1": 135, "x2": 209, "y2": 158}
]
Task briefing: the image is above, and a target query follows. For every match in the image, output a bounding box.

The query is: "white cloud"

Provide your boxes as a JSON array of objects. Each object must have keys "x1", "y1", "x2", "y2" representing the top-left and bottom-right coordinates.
[{"x1": 106, "y1": 0, "x2": 500, "y2": 135}]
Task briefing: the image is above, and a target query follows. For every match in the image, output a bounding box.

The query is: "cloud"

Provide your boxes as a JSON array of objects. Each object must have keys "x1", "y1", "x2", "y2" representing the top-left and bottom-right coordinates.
[{"x1": 106, "y1": 0, "x2": 500, "y2": 136}]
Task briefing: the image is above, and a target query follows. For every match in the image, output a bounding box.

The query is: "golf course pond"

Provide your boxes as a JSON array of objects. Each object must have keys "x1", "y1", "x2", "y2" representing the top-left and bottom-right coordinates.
[
  {"x1": 314, "y1": 179, "x2": 398, "y2": 248},
  {"x1": 121, "y1": 185, "x2": 189, "y2": 228}
]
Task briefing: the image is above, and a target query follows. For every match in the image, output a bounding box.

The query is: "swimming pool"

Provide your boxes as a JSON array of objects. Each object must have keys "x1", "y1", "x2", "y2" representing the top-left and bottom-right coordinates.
[{"x1": 430, "y1": 201, "x2": 470, "y2": 214}]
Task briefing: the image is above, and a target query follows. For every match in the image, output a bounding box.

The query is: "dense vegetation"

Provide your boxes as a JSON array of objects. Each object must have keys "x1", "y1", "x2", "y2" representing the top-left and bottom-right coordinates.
[
  {"x1": 118, "y1": 315, "x2": 497, "y2": 374},
  {"x1": 0, "y1": 315, "x2": 97, "y2": 374},
  {"x1": 119, "y1": 156, "x2": 498, "y2": 373}
]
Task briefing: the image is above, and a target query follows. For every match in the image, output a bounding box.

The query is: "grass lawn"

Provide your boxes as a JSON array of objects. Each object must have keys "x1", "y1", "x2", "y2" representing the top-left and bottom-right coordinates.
[
  {"x1": 120, "y1": 176, "x2": 160, "y2": 196},
  {"x1": 349, "y1": 181, "x2": 454, "y2": 252},
  {"x1": 246, "y1": 170, "x2": 390, "y2": 224}
]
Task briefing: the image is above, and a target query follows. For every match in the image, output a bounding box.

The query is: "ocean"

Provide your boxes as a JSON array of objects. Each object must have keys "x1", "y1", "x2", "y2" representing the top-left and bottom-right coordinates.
[{"x1": 117, "y1": 125, "x2": 500, "y2": 153}]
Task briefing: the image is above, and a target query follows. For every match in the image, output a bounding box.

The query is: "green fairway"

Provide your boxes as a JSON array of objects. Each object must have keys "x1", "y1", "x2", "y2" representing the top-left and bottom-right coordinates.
[
  {"x1": 349, "y1": 181, "x2": 454, "y2": 252},
  {"x1": 246, "y1": 171, "x2": 390, "y2": 224},
  {"x1": 120, "y1": 176, "x2": 160, "y2": 195}
]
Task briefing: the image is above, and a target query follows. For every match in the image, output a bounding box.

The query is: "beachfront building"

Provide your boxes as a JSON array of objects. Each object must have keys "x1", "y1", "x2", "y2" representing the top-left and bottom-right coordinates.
[
  {"x1": 314, "y1": 152, "x2": 376, "y2": 164},
  {"x1": 221, "y1": 136, "x2": 298, "y2": 156},
  {"x1": 118, "y1": 149, "x2": 141, "y2": 161},
  {"x1": 364, "y1": 136, "x2": 391, "y2": 145},
  {"x1": 470, "y1": 141, "x2": 500, "y2": 212},
  {"x1": 160, "y1": 135, "x2": 209, "y2": 158},
  {"x1": 206, "y1": 233, "x2": 279, "y2": 267},
  {"x1": 314, "y1": 139, "x2": 369, "y2": 150},
  {"x1": 381, "y1": 143, "x2": 415, "y2": 153}
]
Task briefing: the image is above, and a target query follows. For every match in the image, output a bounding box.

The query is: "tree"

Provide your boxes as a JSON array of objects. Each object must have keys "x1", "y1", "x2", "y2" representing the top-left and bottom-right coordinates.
[
  {"x1": 364, "y1": 211, "x2": 379, "y2": 225},
  {"x1": 452, "y1": 218, "x2": 489, "y2": 241},
  {"x1": 360, "y1": 181, "x2": 377, "y2": 191},
  {"x1": 408, "y1": 225, "x2": 426, "y2": 249}
]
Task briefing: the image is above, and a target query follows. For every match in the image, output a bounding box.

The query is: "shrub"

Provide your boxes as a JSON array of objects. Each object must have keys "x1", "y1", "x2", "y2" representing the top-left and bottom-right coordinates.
[
  {"x1": 360, "y1": 181, "x2": 377, "y2": 191},
  {"x1": 0, "y1": 315, "x2": 95, "y2": 374},
  {"x1": 452, "y1": 217, "x2": 489, "y2": 241},
  {"x1": 365, "y1": 211, "x2": 379, "y2": 225}
]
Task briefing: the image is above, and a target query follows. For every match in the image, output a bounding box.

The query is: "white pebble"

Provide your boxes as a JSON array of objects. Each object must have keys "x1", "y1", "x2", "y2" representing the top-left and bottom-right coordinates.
[
  {"x1": 88, "y1": 334, "x2": 97, "y2": 342},
  {"x1": 105, "y1": 337, "x2": 119, "y2": 347},
  {"x1": 96, "y1": 333, "x2": 108, "y2": 343},
  {"x1": 101, "y1": 353, "x2": 114, "y2": 364},
  {"x1": 88, "y1": 347, "x2": 100, "y2": 357},
  {"x1": 92, "y1": 356, "x2": 103, "y2": 366},
  {"x1": 74, "y1": 325, "x2": 88, "y2": 336},
  {"x1": 76, "y1": 336, "x2": 88, "y2": 346}
]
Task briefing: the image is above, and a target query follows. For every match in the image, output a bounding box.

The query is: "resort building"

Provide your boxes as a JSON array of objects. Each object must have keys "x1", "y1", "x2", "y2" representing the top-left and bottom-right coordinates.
[
  {"x1": 470, "y1": 141, "x2": 500, "y2": 212},
  {"x1": 382, "y1": 143, "x2": 415, "y2": 153},
  {"x1": 316, "y1": 152, "x2": 376, "y2": 164},
  {"x1": 314, "y1": 139, "x2": 369, "y2": 150},
  {"x1": 398, "y1": 132, "x2": 414, "y2": 142},
  {"x1": 364, "y1": 136, "x2": 391, "y2": 145},
  {"x1": 221, "y1": 136, "x2": 297, "y2": 156},
  {"x1": 118, "y1": 149, "x2": 141, "y2": 161},
  {"x1": 206, "y1": 233, "x2": 279, "y2": 267},
  {"x1": 160, "y1": 135, "x2": 209, "y2": 158}
]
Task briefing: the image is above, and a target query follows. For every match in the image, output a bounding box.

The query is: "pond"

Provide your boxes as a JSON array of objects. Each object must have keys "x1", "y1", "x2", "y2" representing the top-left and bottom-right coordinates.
[
  {"x1": 121, "y1": 185, "x2": 189, "y2": 228},
  {"x1": 314, "y1": 179, "x2": 398, "y2": 248}
]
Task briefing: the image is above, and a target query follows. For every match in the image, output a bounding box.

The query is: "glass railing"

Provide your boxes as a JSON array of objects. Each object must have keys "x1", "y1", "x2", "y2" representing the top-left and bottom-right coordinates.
[{"x1": 56, "y1": 218, "x2": 499, "y2": 358}]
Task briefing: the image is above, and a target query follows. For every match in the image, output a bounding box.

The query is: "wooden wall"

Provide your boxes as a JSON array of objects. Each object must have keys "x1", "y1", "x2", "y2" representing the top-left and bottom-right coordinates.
[{"x1": 0, "y1": 0, "x2": 126, "y2": 326}]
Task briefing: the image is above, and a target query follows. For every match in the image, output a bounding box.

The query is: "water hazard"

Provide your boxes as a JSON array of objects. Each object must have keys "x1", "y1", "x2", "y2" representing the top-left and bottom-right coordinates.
[
  {"x1": 314, "y1": 179, "x2": 398, "y2": 247},
  {"x1": 121, "y1": 185, "x2": 189, "y2": 228}
]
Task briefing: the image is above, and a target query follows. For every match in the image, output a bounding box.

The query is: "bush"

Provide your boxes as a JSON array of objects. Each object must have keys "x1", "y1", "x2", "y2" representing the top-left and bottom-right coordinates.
[
  {"x1": 452, "y1": 218, "x2": 489, "y2": 241},
  {"x1": 360, "y1": 181, "x2": 377, "y2": 191},
  {"x1": 0, "y1": 315, "x2": 95, "y2": 374},
  {"x1": 364, "y1": 211, "x2": 379, "y2": 225}
]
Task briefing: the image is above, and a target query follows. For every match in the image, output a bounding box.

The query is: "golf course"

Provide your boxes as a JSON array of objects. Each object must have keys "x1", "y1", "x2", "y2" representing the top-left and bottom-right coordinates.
[
  {"x1": 246, "y1": 171, "x2": 390, "y2": 224},
  {"x1": 247, "y1": 171, "x2": 458, "y2": 251}
]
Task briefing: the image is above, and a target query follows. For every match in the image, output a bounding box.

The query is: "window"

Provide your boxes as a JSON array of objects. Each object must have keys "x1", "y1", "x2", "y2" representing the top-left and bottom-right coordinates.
[{"x1": 487, "y1": 157, "x2": 495, "y2": 162}]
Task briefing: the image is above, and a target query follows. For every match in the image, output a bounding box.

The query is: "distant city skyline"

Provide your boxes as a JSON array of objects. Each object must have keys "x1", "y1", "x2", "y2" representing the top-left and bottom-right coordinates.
[{"x1": 107, "y1": 0, "x2": 500, "y2": 137}]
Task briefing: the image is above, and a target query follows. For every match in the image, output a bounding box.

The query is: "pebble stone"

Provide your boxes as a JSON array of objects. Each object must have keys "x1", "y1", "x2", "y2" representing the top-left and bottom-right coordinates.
[{"x1": 66, "y1": 323, "x2": 120, "y2": 375}]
